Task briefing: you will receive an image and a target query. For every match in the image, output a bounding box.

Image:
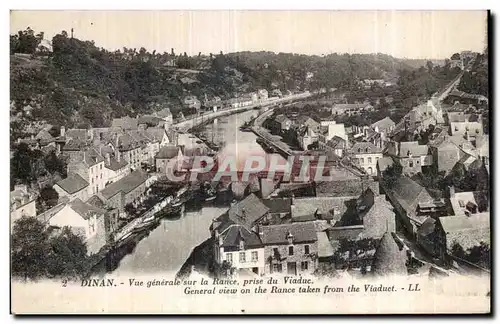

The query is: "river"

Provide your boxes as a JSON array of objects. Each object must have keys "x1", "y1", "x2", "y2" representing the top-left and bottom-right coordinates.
[{"x1": 109, "y1": 109, "x2": 278, "y2": 275}]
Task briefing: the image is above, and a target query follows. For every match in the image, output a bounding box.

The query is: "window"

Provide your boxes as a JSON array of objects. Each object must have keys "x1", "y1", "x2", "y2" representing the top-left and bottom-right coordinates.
[
  {"x1": 239, "y1": 252, "x2": 246, "y2": 263},
  {"x1": 91, "y1": 178, "x2": 94, "y2": 184},
  {"x1": 272, "y1": 264, "x2": 281, "y2": 273},
  {"x1": 458, "y1": 200, "x2": 465, "y2": 208},
  {"x1": 273, "y1": 247, "x2": 279, "y2": 256},
  {"x1": 304, "y1": 245, "x2": 310, "y2": 255},
  {"x1": 301, "y1": 261, "x2": 308, "y2": 271},
  {"x1": 368, "y1": 157, "x2": 372, "y2": 163},
  {"x1": 416, "y1": 160, "x2": 420, "y2": 164},
  {"x1": 226, "y1": 253, "x2": 233, "y2": 263},
  {"x1": 100, "y1": 174, "x2": 102, "y2": 179},
  {"x1": 409, "y1": 161, "x2": 414, "y2": 167},
  {"x1": 288, "y1": 246, "x2": 294, "y2": 256},
  {"x1": 100, "y1": 164, "x2": 102, "y2": 170},
  {"x1": 360, "y1": 158, "x2": 364, "y2": 164},
  {"x1": 251, "y1": 251, "x2": 258, "y2": 262}
]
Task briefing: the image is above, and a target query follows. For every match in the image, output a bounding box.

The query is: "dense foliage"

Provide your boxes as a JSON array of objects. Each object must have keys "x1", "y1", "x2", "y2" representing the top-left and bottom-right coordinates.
[
  {"x1": 11, "y1": 28, "x2": 439, "y2": 130},
  {"x1": 11, "y1": 217, "x2": 89, "y2": 280}
]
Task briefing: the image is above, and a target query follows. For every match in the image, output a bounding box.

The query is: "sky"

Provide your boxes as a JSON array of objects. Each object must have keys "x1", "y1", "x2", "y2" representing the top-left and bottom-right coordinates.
[{"x1": 10, "y1": 10, "x2": 488, "y2": 59}]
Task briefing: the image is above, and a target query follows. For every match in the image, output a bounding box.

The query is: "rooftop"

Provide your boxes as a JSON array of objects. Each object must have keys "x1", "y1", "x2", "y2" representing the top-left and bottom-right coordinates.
[
  {"x1": 99, "y1": 170, "x2": 149, "y2": 199},
  {"x1": 228, "y1": 194, "x2": 270, "y2": 228},
  {"x1": 261, "y1": 222, "x2": 318, "y2": 245},
  {"x1": 350, "y1": 142, "x2": 383, "y2": 154},
  {"x1": 55, "y1": 173, "x2": 89, "y2": 194}
]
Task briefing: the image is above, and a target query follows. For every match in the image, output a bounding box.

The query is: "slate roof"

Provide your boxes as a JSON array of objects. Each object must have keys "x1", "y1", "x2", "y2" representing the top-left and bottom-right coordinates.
[
  {"x1": 106, "y1": 157, "x2": 128, "y2": 171},
  {"x1": 439, "y1": 213, "x2": 490, "y2": 250},
  {"x1": 371, "y1": 117, "x2": 395, "y2": 132},
  {"x1": 70, "y1": 198, "x2": 106, "y2": 220},
  {"x1": 275, "y1": 114, "x2": 291, "y2": 124},
  {"x1": 325, "y1": 136, "x2": 346, "y2": 149},
  {"x1": 144, "y1": 128, "x2": 166, "y2": 142},
  {"x1": 65, "y1": 129, "x2": 88, "y2": 141},
  {"x1": 377, "y1": 156, "x2": 394, "y2": 173},
  {"x1": 99, "y1": 170, "x2": 149, "y2": 199},
  {"x1": 261, "y1": 222, "x2": 318, "y2": 245},
  {"x1": 228, "y1": 194, "x2": 270, "y2": 228},
  {"x1": 327, "y1": 226, "x2": 364, "y2": 241},
  {"x1": 155, "y1": 108, "x2": 172, "y2": 118},
  {"x1": 156, "y1": 145, "x2": 180, "y2": 159},
  {"x1": 262, "y1": 198, "x2": 292, "y2": 214},
  {"x1": 112, "y1": 116, "x2": 138, "y2": 130},
  {"x1": 291, "y1": 196, "x2": 356, "y2": 222},
  {"x1": 55, "y1": 173, "x2": 89, "y2": 194},
  {"x1": 385, "y1": 176, "x2": 434, "y2": 214},
  {"x1": 372, "y1": 232, "x2": 407, "y2": 276},
  {"x1": 138, "y1": 115, "x2": 164, "y2": 126},
  {"x1": 220, "y1": 224, "x2": 262, "y2": 248},
  {"x1": 295, "y1": 115, "x2": 320, "y2": 128},
  {"x1": 398, "y1": 142, "x2": 429, "y2": 157}
]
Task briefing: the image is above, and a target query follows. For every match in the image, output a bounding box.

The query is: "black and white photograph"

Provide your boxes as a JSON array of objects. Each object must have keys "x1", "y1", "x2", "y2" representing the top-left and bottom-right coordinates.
[{"x1": 9, "y1": 9, "x2": 491, "y2": 314}]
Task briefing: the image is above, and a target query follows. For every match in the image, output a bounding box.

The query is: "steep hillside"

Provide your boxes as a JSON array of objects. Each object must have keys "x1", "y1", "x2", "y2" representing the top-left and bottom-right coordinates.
[{"x1": 11, "y1": 29, "x2": 431, "y2": 131}]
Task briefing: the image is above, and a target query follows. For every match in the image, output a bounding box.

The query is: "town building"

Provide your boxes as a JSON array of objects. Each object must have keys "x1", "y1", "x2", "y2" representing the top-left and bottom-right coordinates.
[
  {"x1": 153, "y1": 108, "x2": 174, "y2": 127},
  {"x1": 155, "y1": 145, "x2": 184, "y2": 174},
  {"x1": 382, "y1": 176, "x2": 444, "y2": 235},
  {"x1": 53, "y1": 173, "x2": 90, "y2": 202},
  {"x1": 183, "y1": 95, "x2": 201, "y2": 110},
  {"x1": 331, "y1": 103, "x2": 373, "y2": 116},
  {"x1": 10, "y1": 184, "x2": 37, "y2": 227},
  {"x1": 98, "y1": 170, "x2": 151, "y2": 212},
  {"x1": 387, "y1": 141, "x2": 432, "y2": 175},
  {"x1": 269, "y1": 114, "x2": 292, "y2": 133},
  {"x1": 47, "y1": 198, "x2": 108, "y2": 256},
  {"x1": 371, "y1": 117, "x2": 396, "y2": 136},
  {"x1": 111, "y1": 116, "x2": 138, "y2": 130},
  {"x1": 349, "y1": 142, "x2": 383, "y2": 176},
  {"x1": 322, "y1": 136, "x2": 347, "y2": 157},
  {"x1": 261, "y1": 222, "x2": 318, "y2": 275},
  {"x1": 318, "y1": 120, "x2": 348, "y2": 146},
  {"x1": 296, "y1": 126, "x2": 319, "y2": 150},
  {"x1": 417, "y1": 212, "x2": 490, "y2": 263},
  {"x1": 447, "y1": 112, "x2": 483, "y2": 139}
]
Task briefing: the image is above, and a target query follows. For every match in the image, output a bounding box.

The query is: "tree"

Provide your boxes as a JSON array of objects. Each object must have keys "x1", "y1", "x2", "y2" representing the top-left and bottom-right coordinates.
[
  {"x1": 381, "y1": 163, "x2": 403, "y2": 190},
  {"x1": 11, "y1": 217, "x2": 50, "y2": 280},
  {"x1": 37, "y1": 186, "x2": 59, "y2": 213},
  {"x1": 10, "y1": 27, "x2": 42, "y2": 54},
  {"x1": 11, "y1": 143, "x2": 34, "y2": 185},
  {"x1": 46, "y1": 227, "x2": 88, "y2": 279},
  {"x1": 451, "y1": 53, "x2": 461, "y2": 60}
]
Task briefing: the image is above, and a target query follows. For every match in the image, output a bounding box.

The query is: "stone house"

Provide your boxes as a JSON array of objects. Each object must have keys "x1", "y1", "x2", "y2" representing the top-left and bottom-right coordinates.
[
  {"x1": 261, "y1": 222, "x2": 318, "y2": 275},
  {"x1": 387, "y1": 141, "x2": 432, "y2": 175},
  {"x1": 349, "y1": 142, "x2": 383, "y2": 176},
  {"x1": 417, "y1": 212, "x2": 490, "y2": 263},
  {"x1": 47, "y1": 198, "x2": 108, "y2": 255},
  {"x1": 53, "y1": 173, "x2": 90, "y2": 202},
  {"x1": 98, "y1": 170, "x2": 151, "y2": 212}
]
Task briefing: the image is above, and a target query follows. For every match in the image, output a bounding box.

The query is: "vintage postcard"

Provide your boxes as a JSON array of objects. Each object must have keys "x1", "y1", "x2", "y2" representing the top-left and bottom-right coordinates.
[{"x1": 10, "y1": 10, "x2": 490, "y2": 314}]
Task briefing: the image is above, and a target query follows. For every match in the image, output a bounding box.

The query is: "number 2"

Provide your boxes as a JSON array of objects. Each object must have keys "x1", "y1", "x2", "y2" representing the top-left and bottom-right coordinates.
[{"x1": 62, "y1": 279, "x2": 67, "y2": 287}]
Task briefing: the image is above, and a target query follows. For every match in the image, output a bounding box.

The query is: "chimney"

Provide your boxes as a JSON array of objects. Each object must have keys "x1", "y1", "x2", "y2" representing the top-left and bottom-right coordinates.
[
  {"x1": 60, "y1": 126, "x2": 66, "y2": 137},
  {"x1": 82, "y1": 150, "x2": 86, "y2": 162},
  {"x1": 287, "y1": 231, "x2": 294, "y2": 245},
  {"x1": 257, "y1": 225, "x2": 263, "y2": 237},
  {"x1": 448, "y1": 185, "x2": 456, "y2": 199},
  {"x1": 88, "y1": 129, "x2": 94, "y2": 140},
  {"x1": 105, "y1": 152, "x2": 111, "y2": 165}
]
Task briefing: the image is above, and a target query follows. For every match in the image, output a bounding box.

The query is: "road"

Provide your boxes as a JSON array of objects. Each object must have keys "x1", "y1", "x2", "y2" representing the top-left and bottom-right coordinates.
[{"x1": 174, "y1": 92, "x2": 312, "y2": 132}]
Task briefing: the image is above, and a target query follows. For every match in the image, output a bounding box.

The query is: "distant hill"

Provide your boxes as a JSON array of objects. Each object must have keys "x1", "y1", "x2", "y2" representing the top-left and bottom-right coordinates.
[{"x1": 11, "y1": 29, "x2": 441, "y2": 130}]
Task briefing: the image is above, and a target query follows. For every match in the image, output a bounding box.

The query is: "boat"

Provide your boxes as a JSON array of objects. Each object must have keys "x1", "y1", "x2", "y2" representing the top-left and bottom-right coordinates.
[
  {"x1": 132, "y1": 218, "x2": 157, "y2": 234},
  {"x1": 171, "y1": 197, "x2": 184, "y2": 208}
]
